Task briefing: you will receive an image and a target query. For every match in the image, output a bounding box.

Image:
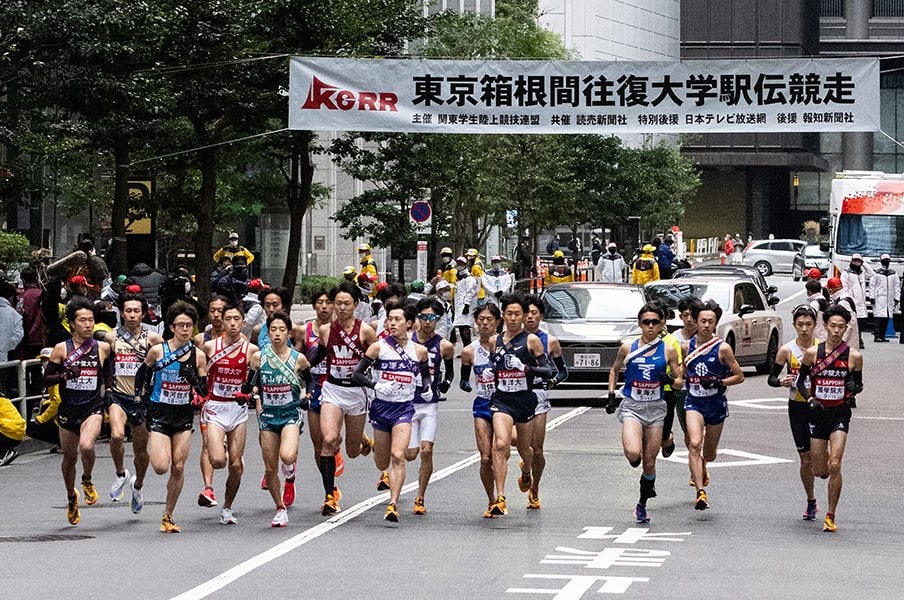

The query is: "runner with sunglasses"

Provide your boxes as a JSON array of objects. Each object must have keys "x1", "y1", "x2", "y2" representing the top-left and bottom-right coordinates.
[
  {"x1": 768, "y1": 304, "x2": 821, "y2": 521},
  {"x1": 794, "y1": 304, "x2": 863, "y2": 532},
  {"x1": 460, "y1": 303, "x2": 501, "y2": 517},
  {"x1": 403, "y1": 297, "x2": 454, "y2": 515},
  {"x1": 607, "y1": 303, "x2": 683, "y2": 523},
  {"x1": 681, "y1": 300, "x2": 744, "y2": 511}
]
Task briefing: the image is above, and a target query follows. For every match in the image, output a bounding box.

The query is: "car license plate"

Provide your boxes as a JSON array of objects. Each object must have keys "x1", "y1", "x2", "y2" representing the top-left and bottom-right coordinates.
[{"x1": 573, "y1": 353, "x2": 601, "y2": 368}]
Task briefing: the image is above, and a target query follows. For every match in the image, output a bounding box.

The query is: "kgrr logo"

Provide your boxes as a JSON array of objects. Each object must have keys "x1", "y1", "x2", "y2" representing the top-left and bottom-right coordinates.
[{"x1": 301, "y1": 76, "x2": 398, "y2": 112}]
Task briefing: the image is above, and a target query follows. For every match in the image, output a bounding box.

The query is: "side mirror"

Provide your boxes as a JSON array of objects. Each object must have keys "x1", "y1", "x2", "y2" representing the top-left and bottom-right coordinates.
[
  {"x1": 766, "y1": 285, "x2": 778, "y2": 294},
  {"x1": 819, "y1": 241, "x2": 829, "y2": 252},
  {"x1": 767, "y1": 296, "x2": 779, "y2": 306},
  {"x1": 738, "y1": 304, "x2": 755, "y2": 316}
]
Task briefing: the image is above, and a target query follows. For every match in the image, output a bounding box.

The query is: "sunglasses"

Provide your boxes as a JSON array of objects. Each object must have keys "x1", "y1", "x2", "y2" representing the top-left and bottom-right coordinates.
[
  {"x1": 418, "y1": 313, "x2": 440, "y2": 321},
  {"x1": 640, "y1": 318, "x2": 662, "y2": 326}
]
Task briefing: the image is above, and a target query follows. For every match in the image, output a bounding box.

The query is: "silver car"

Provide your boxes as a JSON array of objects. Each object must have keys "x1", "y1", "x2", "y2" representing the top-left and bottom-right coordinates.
[
  {"x1": 741, "y1": 239, "x2": 807, "y2": 276},
  {"x1": 645, "y1": 278, "x2": 783, "y2": 373},
  {"x1": 540, "y1": 283, "x2": 648, "y2": 380}
]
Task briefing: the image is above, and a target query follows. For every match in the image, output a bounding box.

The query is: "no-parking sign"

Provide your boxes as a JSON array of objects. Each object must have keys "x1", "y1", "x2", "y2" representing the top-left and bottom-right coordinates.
[{"x1": 410, "y1": 200, "x2": 432, "y2": 232}]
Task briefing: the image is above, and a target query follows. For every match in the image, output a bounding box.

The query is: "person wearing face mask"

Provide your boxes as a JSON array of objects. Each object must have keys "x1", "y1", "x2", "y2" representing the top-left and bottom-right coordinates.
[
  {"x1": 840, "y1": 254, "x2": 871, "y2": 349},
  {"x1": 451, "y1": 257, "x2": 478, "y2": 347},
  {"x1": 431, "y1": 280, "x2": 453, "y2": 340},
  {"x1": 869, "y1": 254, "x2": 898, "y2": 342},
  {"x1": 213, "y1": 256, "x2": 250, "y2": 306},
  {"x1": 544, "y1": 250, "x2": 574, "y2": 287},
  {"x1": 213, "y1": 232, "x2": 254, "y2": 266},
  {"x1": 596, "y1": 243, "x2": 626, "y2": 283},
  {"x1": 357, "y1": 243, "x2": 378, "y2": 292},
  {"x1": 437, "y1": 247, "x2": 457, "y2": 293}
]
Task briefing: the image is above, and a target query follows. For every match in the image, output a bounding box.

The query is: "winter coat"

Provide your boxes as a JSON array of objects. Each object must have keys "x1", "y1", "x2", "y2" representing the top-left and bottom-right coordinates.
[
  {"x1": 596, "y1": 253, "x2": 626, "y2": 283},
  {"x1": 129, "y1": 263, "x2": 167, "y2": 307},
  {"x1": 840, "y1": 264, "x2": 873, "y2": 319},
  {"x1": 631, "y1": 255, "x2": 660, "y2": 285},
  {"x1": 870, "y1": 267, "x2": 899, "y2": 319},
  {"x1": 0, "y1": 297, "x2": 23, "y2": 361},
  {"x1": 452, "y1": 274, "x2": 478, "y2": 327},
  {"x1": 0, "y1": 397, "x2": 26, "y2": 441},
  {"x1": 657, "y1": 243, "x2": 675, "y2": 271}
]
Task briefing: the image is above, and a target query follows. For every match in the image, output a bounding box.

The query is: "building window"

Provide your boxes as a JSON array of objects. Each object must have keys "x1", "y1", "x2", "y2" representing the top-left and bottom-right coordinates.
[
  {"x1": 821, "y1": 0, "x2": 844, "y2": 17},
  {"x1": 874, "y1": 0, "x2": 904, "y2": 17}
]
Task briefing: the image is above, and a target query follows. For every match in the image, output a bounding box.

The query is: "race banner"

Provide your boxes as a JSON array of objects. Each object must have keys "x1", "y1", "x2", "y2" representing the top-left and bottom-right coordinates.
[{"x1": 289, "y1": 57, "x2": 879, "y2": 134}]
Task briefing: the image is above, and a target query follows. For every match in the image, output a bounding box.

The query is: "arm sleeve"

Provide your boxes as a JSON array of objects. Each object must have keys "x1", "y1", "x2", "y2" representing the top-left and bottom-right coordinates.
[
  {"x1": 308, "y1": 344, "x2": 327, "y2": 367},
  {"x1": 43, "y1": 361, "x2": 69, "y2": 387},
  {"x1": 419, "y1": 359, "x2": 432, "y2": 391},
  {"x1": 552, "y1": 355, "x2": 568, "y2": 384},
  {"x1": 795, "y1": 364, "x2": 812, "y2": 400},
  {"x1": 442, "y1": 357, "x2": 455, "y2": 385},
  {"x1": 242, "y1": 368, "x2": 259, "y2": 394},
  {"x1": 847, "y1": 369, "x2": 863, "y2": 395},
  {"x1": 103, "y1": 354, "x2": 114, "y2": 394},
  {"x1": 459, "y1": 364, "x2": 473, "y2": 391},
  {"x1": 767, "y1": 362, "x2": 784, "y2": 387},
  {"x1": 526, "y1": 353, "x2": 556, "y2": 380},
  {"x1": 134, "y1": 364, "x2": 151, "y2": 400},
  {"x1": 351, "y1": 356, "x2": 376, "y2": 389}
]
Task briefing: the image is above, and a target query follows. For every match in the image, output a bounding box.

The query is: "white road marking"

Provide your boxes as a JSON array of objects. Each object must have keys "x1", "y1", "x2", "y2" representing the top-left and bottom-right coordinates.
[
  {"x1": 662, "y1": 449, "x2": 792, "y2": 467},
  {"x1": 170, "y1": 406, "x2": 593, "y2": 600},
  {"x1": 776, "y1": 289, "x2": 806, "y2": 305},
  {"x1": 727, "y1": 397, "x2": 788, "y2": 410}
]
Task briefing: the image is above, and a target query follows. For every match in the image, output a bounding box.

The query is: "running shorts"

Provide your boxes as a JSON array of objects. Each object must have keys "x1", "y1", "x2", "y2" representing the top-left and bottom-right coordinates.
[
  {"x1": 683, "y1": 393, "x2": 728, "y2": 426},
  {"x1": 146, "y1": 403, "x2": 194, "y2": 437},
  {"x1": 472, "y1": 396, "x2": 492, "y2": 422},
  {"x1": 617, "y1": 397, "x2": 667, "y2": 428},
  {"x1": 788, "y1": 400, "x2": 811, "y2": 452},
  {"x1": 259, "y1": 403, "x2": 303, "y2": 434},
  {"x1": 369, "y1": 399, "x2": 415, "y2": 433},
  {"x1": 534, "y1": 389, "x2": 551, "y2": 415},
  {"x1": 109, "y1": 392, "x2": 147, "y2": 427},
  {"x1": 201, "y1": 400, "x2": 249, "y2": 433},
  {"x1": 490, "y1": 391, "x2": 537, "y2": 424},
  {"x1": 320, "y1": 381, "x2": 369, "y2": 417},
  {"x1": 808, "y1": 405, "x2": 851, "y2": 440},
  {"x1": 409, "y1": 402, "x2": 438, "y2": 447},
  {"x1": 57, "y1": 399, "x2": 105, "y2": 433}
]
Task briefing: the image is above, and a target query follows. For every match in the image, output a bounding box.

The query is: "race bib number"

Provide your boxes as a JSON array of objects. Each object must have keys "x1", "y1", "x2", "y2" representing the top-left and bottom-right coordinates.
[
  {"x1": 814, "y1": 378, "x2": 845, "y2": 401},
  {"x1": 496, "y1": 369, "x2": 528, "y2": 393},
  {"x1": 66, "y1": 368, "x2": 98, "y2": 391},
  {"x1": 159, "y1": 380, "x2": 191, "y2": 405},
  {"x1": 115, "y1": 355, "x2": 140, "y2": 377},
  {"x1": 688, "y1": 377, "x2": 717, "y2": 398},
  {"x1": 331, "y1": 358, "x2": 357, "y2": 380},
  {"x1": 213, "y1": 380, "x2": 242, "y2": 399},
  {"x1": 631, "y1": 380, "x2": 661, "y2": 402},
  {"x1": 476, "y1": 370, "x2": 496, "y2": 397},
  {"x1": 262, "y1": 383, "x2": 293, "y2": 406}
]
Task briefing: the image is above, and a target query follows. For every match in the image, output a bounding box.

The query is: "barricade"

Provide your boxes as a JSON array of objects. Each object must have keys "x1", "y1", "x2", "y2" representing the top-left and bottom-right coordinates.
[{"x1": 2, "y1": 358, "x2": 45, "y2": 419}]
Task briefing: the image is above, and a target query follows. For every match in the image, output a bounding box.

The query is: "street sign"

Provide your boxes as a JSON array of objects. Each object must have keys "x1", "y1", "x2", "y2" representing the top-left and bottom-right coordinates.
[
  {"x1": 410, "y1": 201, "x2": 432, "y2": 224},
  {"x1": 417, "y1": 240, "x2": 428, "y2": 281}
]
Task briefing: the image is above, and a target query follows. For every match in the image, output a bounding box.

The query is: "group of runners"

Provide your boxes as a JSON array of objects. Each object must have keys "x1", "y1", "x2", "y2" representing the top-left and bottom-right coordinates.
[{"x1": 42, "y1": 277, "x2": 862, "y2": 534}]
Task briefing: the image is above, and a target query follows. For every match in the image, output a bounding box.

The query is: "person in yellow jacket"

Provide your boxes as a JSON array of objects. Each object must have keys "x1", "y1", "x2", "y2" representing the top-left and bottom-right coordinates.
[
  {"x1": 213, "y1": 232, "x2": 255, "y2": 265},
  {"x1": 631, "y1": 244, "x2": 660, "y2": 285},
  {"x1": 466, "y1": 248, "x2": 486, "y2": 303},
  {"x1": 0, "y1": 395, "x2": 26, "y2": 465},
  {"x1": 545, "y1": 250, "x2": 575, "y2": 286},
  {"x1": 357, "y1": 242, "x2": 378, "y2": 285},
  {"x1": 438, "y1": 247, "x2": 458, "y2": 296}
]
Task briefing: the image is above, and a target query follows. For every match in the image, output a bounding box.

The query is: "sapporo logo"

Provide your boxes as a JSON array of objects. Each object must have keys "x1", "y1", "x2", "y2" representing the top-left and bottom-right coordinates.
[{"x1": 301, "y1": 76, "x2": 398, "y2": 112}]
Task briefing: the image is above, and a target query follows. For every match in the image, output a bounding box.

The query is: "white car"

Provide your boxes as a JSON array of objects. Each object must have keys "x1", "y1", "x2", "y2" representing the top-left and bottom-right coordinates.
[{"x1": 645, "y1": 278, "x2": 783, "y2": 373}]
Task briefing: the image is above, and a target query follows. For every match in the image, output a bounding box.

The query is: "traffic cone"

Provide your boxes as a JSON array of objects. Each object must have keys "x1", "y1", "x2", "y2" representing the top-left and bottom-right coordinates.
[{"x1": 886, "y1": 318, "x2": 897, "y2": 339}]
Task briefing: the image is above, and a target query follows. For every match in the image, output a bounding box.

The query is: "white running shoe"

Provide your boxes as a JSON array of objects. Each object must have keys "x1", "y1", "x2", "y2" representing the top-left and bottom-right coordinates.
[
  {"x1": 129, "y1": 475, "x2": 143, "y2": 514},
  {"x1": 220, "y1": 507, "x2": 238, "y2": 525},
  {"x1": 271, "y1": 508, "x2": 288, "y2": 528},
  {"x1": 110, "y1": 469, "x2": 131, "y2": 502},
  {"x1": 281, "y1": 461, "x2": 296, "y2": 480}
]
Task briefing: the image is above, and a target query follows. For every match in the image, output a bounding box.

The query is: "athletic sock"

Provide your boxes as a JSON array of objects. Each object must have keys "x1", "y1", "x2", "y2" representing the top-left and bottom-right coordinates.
[
  {"x1": 319, "y1": 455, "x2": 336, "y2": 496},
  {"x1": 639, "y1": 474, "x2": 656, "y2": 503},
  {"x1": 117, "y1": 471, "x2": 126, "y2": 478}
]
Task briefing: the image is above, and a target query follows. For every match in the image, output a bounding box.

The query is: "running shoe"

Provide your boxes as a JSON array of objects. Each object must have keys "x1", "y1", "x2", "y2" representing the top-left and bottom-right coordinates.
[
  {"x1": 161, "y1": 512, "x2": 181, "y2": 533},
  {"x1": 110, "y1": 469, "x2": 131, "y2": 502},
  {"x1": 271, "y1": 508, "x2": 289, "y2": 528},
  {"x1": 198, "y1": 487, "x2": 218, "y2": 508},
  {"x1": 220, "y1": 507, "x2": 238, "y2": 525},
  {"x1": 804, "y1": 499, "x2": 819, "y2": 521},
  {"x1": 82, "y1": 479, "x2": 98, "y2": 506},
  {"x1": 384, "y1": 503, "x2": 400, "y2": 522},
  {"x1": 483, "y1": 503, "x2": 495, "y2": 519},
  {"x1": 489, "y1": 495, "x2": 508, "y2": 516},
  {"x1": 67, "y1": 490, "x2": 80, "y2": 526},
  {"x1": 333, "y1": 486, "x2": 342, "y2": 503},
  {"x1": 527, "y1": 490, "x2": 541, "y2": 510},
  {"x1": 260, "y1": 474, "x2": 268, "y2": 490},
  {"x1": 321, "y1": 493, "x2": 340, "y2": 516},
  {"x1": 283, "y1": 479, "x2": 296, "y2": 507},
  {"x1": 694, "y1": 489, "x2": 709, "y2": 511},
  {"x1": 634, "y1": 502, "x2": 650, "y2": 524},
  {"x1": 334, "y1": 451, "x2": 345, "y2": 477},
  {"x1": 413, "y1": 497, "x2": 427, "y2": 515},
  {"x1": 360, "y1": 434, "x2": 374, "y2": 457},
  {"x1": 377, "y1": 471, "x2": 391, "y2": 491},
  {"x1": 129, "y1": 475, "x2": 143, "y2": 514},
  {"x1": 823, "y1": 514, "x2": 837, "y2": 533},
  {"x1": 0, "y1": 448, "x2": 19, "y2": 466},
  {"x1": 517, "y1": 460, "x2": 532, "y2": 493}
]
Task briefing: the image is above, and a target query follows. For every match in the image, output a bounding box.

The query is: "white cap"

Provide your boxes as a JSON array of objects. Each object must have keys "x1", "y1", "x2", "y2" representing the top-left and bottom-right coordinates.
[
  {"x1": 851, "y1": 253, "x2": 862, "y2": 261},
  {"x1": 881, "y1": 253, "x2": 891, "y2": 260},
  {"x1": 228, "y1": 232, "x2": 239, "y2": 240}
]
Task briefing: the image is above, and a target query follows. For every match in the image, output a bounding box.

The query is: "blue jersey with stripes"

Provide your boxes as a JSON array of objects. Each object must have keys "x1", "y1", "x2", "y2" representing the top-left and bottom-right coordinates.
[{"x1": 623, "y1": 338, "x2": 667, "y2": 402}]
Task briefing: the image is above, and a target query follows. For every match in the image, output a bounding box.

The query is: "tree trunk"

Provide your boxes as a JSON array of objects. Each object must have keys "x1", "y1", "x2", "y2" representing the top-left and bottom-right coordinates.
[
  {"x1": 194, "y1": 145, "x2": 217, "y2": 304},
  {"x1": 282, "y1": 131, "x2": 314, "y2": 294},
  {"x1": 108, "y1": 139, "x2": 130, "y2": 277}
]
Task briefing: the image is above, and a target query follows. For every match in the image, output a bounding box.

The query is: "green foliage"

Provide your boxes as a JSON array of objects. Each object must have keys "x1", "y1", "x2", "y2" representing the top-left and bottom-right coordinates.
[
  {"x1": 296, "y1": 275, "x2": 342, "y2": 304},
  {"x1": 0, "y1": 230, "x2": 31, "y2": 263}
]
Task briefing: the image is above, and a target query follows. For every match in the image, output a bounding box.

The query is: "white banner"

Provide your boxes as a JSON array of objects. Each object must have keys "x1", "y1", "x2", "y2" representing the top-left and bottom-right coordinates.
[{"x1": 289, "y1": 57, "x2": 880, "y2": 134}]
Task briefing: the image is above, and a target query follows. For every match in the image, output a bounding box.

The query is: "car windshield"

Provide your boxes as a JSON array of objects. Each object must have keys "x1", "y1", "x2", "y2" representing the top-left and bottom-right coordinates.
[
  {"x1": 543, "y1": 286, "x2": 645, "y2": 321},
  {"x1": 645, "y1": 281, "x2": 732, "y2": 310},
  {"x1": 837, "y1": 214, "x2": 904, "y2": 256},
  {"x1": 804, "y1": 245, "x2": 828, "y2": 258}
]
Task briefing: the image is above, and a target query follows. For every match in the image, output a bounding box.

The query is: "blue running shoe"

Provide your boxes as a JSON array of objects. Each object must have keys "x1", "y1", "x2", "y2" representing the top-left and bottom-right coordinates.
[
  {"x1": 803, "y1": 499, "x2": 818, "y2": 521},
  {"x1": 634, "y1": 502, "x2": 649, "y2": 524}
]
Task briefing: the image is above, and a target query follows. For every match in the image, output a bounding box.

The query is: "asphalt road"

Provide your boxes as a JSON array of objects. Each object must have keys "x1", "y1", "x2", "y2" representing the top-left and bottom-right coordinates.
[{"x1": 3, "y1": 274, "x2": 902, "y2": 599}]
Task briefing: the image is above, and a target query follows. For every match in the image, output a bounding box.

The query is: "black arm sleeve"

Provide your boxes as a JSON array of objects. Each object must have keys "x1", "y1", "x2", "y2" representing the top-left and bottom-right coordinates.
[
  {"x1": 442, "y1": 357, "x2": 455, "y2": 385},
  {"x1": 419, "y1": 359, "x2": 431, "y2": 391},
  {"x1": 552, "y1": 355, "x2": 568, "y2": 384},
  {"x1": 351, "y1": 356, "x2": 376, "y2": 389},
  {"x1": 796, "y1": 364, "x2": 812, "y2": 400},
  {"x1": 103, "y1": 355, "x2": 114, "y2": 393},
  {"x1": 308, "y1": 344, "x2": 327, "y2": 367},
  {"x1": 846, "y1": 369, "x2": 863, "y2": 395},
  {"x1": 43, "y1": 361, "x2": 69, "y2": 387},
  {"x1": 134, "y1": 363, "x2": 150, "y2": 400},
  {"x1": 526, "y1": 353, "x2": 556, "y2": 380},
  {"x1": 459, "y1": 364, "x2": 473, "y2": 392},
  {"x1": 242, "y1": 368, "x2": 259, "y2": 394},
  {"x1": 767, "y1": 362, "x2": 784, "y2": 388}
]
